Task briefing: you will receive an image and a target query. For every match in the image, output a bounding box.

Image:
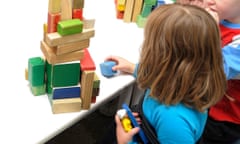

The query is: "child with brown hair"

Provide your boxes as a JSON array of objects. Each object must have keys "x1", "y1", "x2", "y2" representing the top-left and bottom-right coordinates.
[{"x1": 107, "y1": 3, "x2": 227, "y2": 144}]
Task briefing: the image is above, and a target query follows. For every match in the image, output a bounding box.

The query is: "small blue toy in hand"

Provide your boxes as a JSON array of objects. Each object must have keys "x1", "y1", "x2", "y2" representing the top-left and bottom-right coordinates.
[{"x1": 100, "y1": 61, "x2": 117, "y2": 77}]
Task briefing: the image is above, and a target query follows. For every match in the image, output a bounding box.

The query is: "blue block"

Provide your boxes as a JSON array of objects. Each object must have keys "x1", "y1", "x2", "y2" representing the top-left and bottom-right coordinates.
[
  {"x1": 100, "y1": 61, "x2": 117, "y2": 77},
  {"x1": 52, "y1": 86, "x2": 81, "y2": 99}
]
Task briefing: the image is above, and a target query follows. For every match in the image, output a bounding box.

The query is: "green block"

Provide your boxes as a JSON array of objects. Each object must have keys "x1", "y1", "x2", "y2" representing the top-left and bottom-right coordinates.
[
  {"x1": 30, "y1": 84, "x2": 46, "y2": 96},
  {"x1": 93, "y1": 73, "x2": 100, "y2": 88},
  {"x1": 144, "y1": 0, "x2": 157, "y2": 5},
  {"x1": 46, "y1": 61, "x2": 80, "y2": 87},
  {"x1": 46, "y1": 80, "x2": 53, "y2": 94},
  {"x1": 136, "y1": 14, "x2": 147, "y2": 28},
  {"x1": 57, "y1": 19, "x2": 83, "y2": 36},
  {"x1": 141, "y1": 3, "x2": 153, "y2": 17},
  {"x1": 28, "y1": 57, "x2": 45, "y2": 86}
]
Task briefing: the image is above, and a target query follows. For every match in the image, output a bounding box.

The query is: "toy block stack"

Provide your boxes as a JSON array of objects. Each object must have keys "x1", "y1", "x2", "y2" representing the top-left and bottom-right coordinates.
[
  {"x1": 26, "y1": 0, "x2": 101, "y2": 114},
  {"x1": 114, "y1": 0, "x2": 175, "y2": 27}
]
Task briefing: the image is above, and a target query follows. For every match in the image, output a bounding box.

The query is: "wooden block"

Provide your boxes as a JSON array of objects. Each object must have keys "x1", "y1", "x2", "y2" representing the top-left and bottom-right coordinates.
[
  {"x1": 43, "y1": 23, "x2": 48, "y2": 41},
  {"x1": 136, "y1": 14, "x2": 147, "y2": 28},
  {"x1": 52, "y1": 85, "x2": 80, "y2": 99},
  {"x1": 52, "y1": 98, "x2": 82, "y2": 114},
  {"x1": 91, "y1": 96, "x2": 96, "y2": 103},
  {"x1": 48, "y1": 0, "x2": 61, "y2": 13},
  {"x1": 80, "y1": 70, "x2": 94, "y2": 109},
  {"x1": 73, "y1": 0, "x2": 84, "y2": 9},
  {"x1": 117, "y1": 0, "x2": 126, "y2": 11},
  {"x1": 141, "y1": 3, "x2": 152, "y2": 17},
  {"x1": 80, "y1": 49, "x2": 96, "y2": 71},
  {"x1": 45, "y1": 61, "x2": 80, "y2": 87},
  {"x1": 123, "y1": 0, "x2": 135, "y2": 23},
  {"x1": 55, "y1": 39, "x2": 89, "y2": 55},
  {"x1": 57, "y1": 19, "x2": 83, "y2": 36},
  {"x1": 116, "y1": 10, "x2": 124, "y2": 19},
  {"x1": 61, "y1": 0, "x2": 72, "y2": 21},
  {"x1": 72, "y1": 9, "x2": 83, "y2": 20},
  {"x1": 41, "y1": 41, "x2": 84, "y2": 64},
  {"x1": 118, "y1": 0, "x2": 126, "y2": 5},
  {"x1": 92, "y1": 88, "x2": 99, "y2": 97},
  {"x1": 83, "y1": 19, "x2": 95, "y2": 29},
  {"x1": 25, "y1": 68, "x2": 28, "y2": 80},
  {"x1": 145, "y1": 0, "x2": 157, "y2": 5},
  {"x1": 30, "y1": 84, "x2": 46, "y2": 96},
  {"x1": 47, "y1": 12, "x2": 61, "y2": 33},
  {"x1": 45, "y1": 28, "x2": 95, "y2": 47},
  {"x1": 28, "y1": 57, "x2": 45, "y2": 86},
  {"x1": 156, "y1": 0, "x2": 165, "y2": 6},
  {"x1": 117, "y1": 4, "x2": 125, "y2": 11},
  {"x1": 46, "y1": 80, "x2": 53, "y2": 94},
  {"x1": 93, "y1": 73, "x2": 100, "y2": 88},
  {"x1": 131, "y1": 0, "x2": 143, "y2": 22}
]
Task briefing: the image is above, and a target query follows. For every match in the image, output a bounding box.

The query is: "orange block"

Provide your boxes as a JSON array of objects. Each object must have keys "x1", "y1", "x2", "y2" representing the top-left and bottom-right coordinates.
[{"x1": 47, "y1": 12, "x2": 61, "y2": 33}]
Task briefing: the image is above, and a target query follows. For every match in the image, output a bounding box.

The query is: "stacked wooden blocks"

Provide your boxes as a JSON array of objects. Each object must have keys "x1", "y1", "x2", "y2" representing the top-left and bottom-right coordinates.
[
  {"x1": 114, "y1": 0, "x2": 175, "y2": 28},
  {"x1": 26, "y1": 0, "x2": 100, "y2": 114}
]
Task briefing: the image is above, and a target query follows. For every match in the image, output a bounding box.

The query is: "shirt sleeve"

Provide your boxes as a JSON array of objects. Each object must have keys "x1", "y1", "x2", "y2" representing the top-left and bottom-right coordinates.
[
  {"x1": 222, "y1": 41, "x2": 240, "y2": 79},
  {"x1": 133, "y1": 63, "x2": 139, "y2": 78}
]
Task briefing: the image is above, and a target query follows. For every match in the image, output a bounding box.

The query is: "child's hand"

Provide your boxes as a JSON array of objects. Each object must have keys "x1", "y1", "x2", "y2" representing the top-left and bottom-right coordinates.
[
  {"x1": 105, "y1": 55, "x2": 135, "y2": 74},
  {"x1": 115, "y1": 114, "x2": 140, "y2": 144}
]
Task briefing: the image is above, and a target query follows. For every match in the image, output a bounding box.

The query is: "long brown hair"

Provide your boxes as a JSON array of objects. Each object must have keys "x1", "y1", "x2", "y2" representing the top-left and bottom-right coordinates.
[{"x1": 137, "y1": 4, "x2": 226, "y2": 112}]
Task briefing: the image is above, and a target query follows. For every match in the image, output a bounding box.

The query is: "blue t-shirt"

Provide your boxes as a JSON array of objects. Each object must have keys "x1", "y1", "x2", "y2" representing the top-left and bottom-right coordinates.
[{"x1": 130, "y1": 65, "x2": 207, "y2": 144}]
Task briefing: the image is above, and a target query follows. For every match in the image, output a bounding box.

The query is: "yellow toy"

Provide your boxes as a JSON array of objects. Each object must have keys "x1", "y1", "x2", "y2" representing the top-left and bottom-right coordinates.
[{"x1": 117, "y1": 109, "x2": 133, "y2": 132}]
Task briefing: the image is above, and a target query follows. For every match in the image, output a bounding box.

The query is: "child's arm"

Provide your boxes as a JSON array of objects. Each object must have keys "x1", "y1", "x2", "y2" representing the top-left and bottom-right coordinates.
[{"x1": 105, "y1": 56, "x2": 136, "y2": 74}]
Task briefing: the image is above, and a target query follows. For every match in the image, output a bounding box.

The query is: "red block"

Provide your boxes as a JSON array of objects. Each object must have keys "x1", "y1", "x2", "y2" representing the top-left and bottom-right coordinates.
[
  {"x1": 116, "y1": 10, "x2": 124, "y2": 19},
  {"x1": 47, "y1": 12, "x2": 61, "y2": 33},
  {"x1": 80, "y1": 49, "x2": 96, "y2": 71},
  {"x1": 72, "y1": 9, "x2": 83, "y2": 20}
]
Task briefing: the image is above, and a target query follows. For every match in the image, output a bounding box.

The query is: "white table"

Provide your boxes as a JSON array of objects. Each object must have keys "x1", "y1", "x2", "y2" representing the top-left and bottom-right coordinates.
[{"x1": 0, "y1": 0, "x2": 144, "y2": 143}]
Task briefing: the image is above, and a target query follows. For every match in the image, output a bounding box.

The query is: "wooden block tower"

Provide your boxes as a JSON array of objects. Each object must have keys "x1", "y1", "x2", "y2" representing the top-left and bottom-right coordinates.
[{"x1": 26, "y1": 0, "x2": 100, "y2": 114}]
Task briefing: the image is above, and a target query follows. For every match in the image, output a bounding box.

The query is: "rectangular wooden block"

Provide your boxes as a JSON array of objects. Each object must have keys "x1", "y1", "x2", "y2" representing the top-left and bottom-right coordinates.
[
  {"x1": 81, "y1": 70, "x2": 94, "y2": 109},
  {"x1": 83, "y1": 19, "x2": 95, "y2": 29},
  {"x1": 30, "y1": 84, "x2": 46, "y2": 96},
  {"x1": 72, "y1": 9, "x2": 83, "y2": 20},
  {"x1": 57, "y1": 19, "x2": 83, "y2": 36},
  {"x1": 136, "y1": 14, "x2": 147, "y2": 28},
  {"x1": 48, "y1": 0, "x2": 61, "y2": 13},
  {"x1": 47, "y1": 12, "x2": 61, "y2": 33},
  {"x1": 45, "y1": 28, "x2": 95, "y2": 47},
  {"x1": 52, "y1": 85, "x2": 80, "y2": 99},
  {"x1": 61, "y1": 0, "x2": 72, "y2": 21},
  {"x1": 28, "y1": 57, "x2": 45, "y2": 86},
  {"x1": 131, "y1": 0, "x2": 143, "y2": 22},
  {"x1": 80, "y1": 49, "x2": 96, "y2": 71},
  {"x1": 55, "y1": 39, "x2": 89, "y2": 55},
  {"x1": 141, "y1": 3, "x2": 152, "y2": 17},
  {"x1": 145, "y1": 0, "x2": 157, "y2": 5},
  {"x1": 52, "y1": 98, "x2": 82, "y2": 114},
  {"x1": 41, "y1": 41, "x2": 84, "y2": 64},
  {"x1": 73, "y1": 0, "x2": 84, "y2": 9},
  {"x1": 45, "y1": 61, "x2": 80, "y2": 87},
  {"x1": 93, "y1": 73, "x2": 100, "y2": 88},
  {"x1": 123, "y1": 0, "x2": 135, "y2": 22}
]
